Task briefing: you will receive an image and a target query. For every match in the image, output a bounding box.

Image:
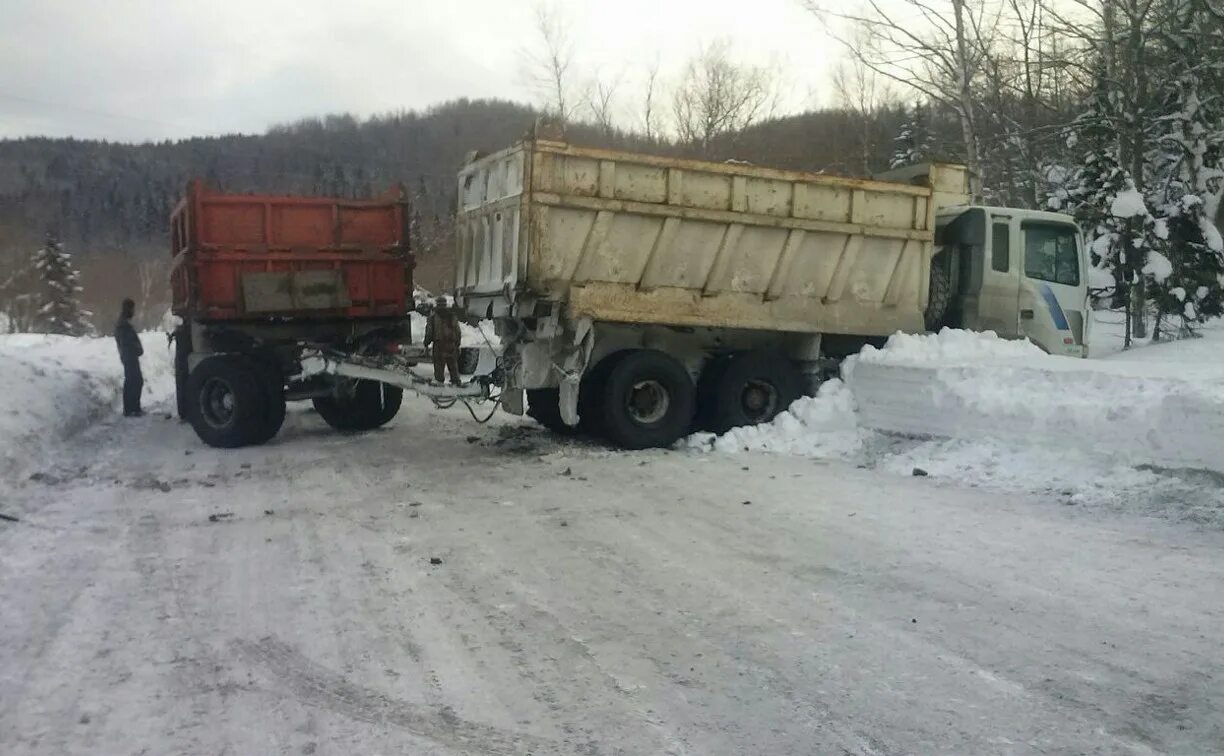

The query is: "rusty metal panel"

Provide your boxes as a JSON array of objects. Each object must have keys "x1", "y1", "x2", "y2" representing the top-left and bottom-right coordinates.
[
  {"x1": 171, "y1": 180, "x2": 409, "y2": 321},
  {"x1": 240, "y1": 270, "x2": 351, "y2": 314}
]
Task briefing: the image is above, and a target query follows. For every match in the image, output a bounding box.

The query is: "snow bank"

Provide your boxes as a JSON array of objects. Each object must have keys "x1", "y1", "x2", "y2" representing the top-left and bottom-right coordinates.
[
  {"x1": 0, "y1": 332, "x2": 173, "y2": 485},
  {"x1": 689, "y1": 324, "x2": 1224, "y2": 518},
  {"x1": 687, "y1": 380, "x2": 865, "y2": 459},
  {"x1": 854, "y1": 328, "x2": 1044, "y2": 368},
  {"x1": 849, "y1": 329, "x2": 1224, "y2": 471}
]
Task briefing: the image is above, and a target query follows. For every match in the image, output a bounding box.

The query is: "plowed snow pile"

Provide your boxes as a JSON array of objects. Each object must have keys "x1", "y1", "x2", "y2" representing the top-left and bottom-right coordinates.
[
  {"x1": 690, "y1": 320, "x2": 1224, "y2": 523},
  {"x1": 0, "y1": 333, "x2": 173, "y2": 484}
]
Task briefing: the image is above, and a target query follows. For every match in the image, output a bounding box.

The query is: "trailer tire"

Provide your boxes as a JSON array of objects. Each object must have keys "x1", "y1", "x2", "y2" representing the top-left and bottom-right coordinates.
[
  {"x1": 314, "y1": 380, "x2": 402, "y2": 431},
  {"x1": 186, "y1": 356, "x2": 268, "y2": 448},
  {"x1": 363, "y1": 383, "x2": 403, "y2": 428},
  {"x1": 173, "y1": 325, "x2": 192, "y2": 421},
  {"x1": 600, "y1": 350, "x2": 695, "y2": 450},
  {"x1": 250, "y1": 359, "x2": 287, "y2": 445},
  {"x1": 706, "y1": 351, "x2": 802, "y2": 433},
  {"x1": 925, "y1": 250, "x2": 956, "y2": 331}
]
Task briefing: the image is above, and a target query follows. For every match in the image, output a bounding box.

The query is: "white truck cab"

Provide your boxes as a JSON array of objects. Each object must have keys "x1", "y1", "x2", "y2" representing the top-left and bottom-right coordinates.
[{"x1": 936, "y1": 206, "x2": 1090, "y2": 357}]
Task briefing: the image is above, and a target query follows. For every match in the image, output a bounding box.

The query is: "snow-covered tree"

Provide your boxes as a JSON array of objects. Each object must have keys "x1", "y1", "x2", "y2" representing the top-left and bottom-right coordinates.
[
  {"x1": 1061, "y1": 88, "x2": 1130, "y2": 297},
  {"x1": 32, "y1": 233, "x2": 92, "y2": 336},
  {"x1": 889, "y1": 103, "x2": 934, "y2": 168},
  {"x1": 1145, "y1": 0, "x2": 1224, "y2": 337},
  {"x1": 1110, "y1": 184, "x2": 1170, "y2": 347}
]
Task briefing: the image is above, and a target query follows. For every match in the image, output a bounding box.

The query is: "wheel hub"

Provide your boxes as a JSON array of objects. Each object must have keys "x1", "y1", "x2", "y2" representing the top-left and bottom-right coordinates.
[
  {"x1": 740, "y1": 379, "x2": 779, "y2": 422},
  {"x1": 200, "y1": 377, "x2": 236, "y2": 429},
  {"x1": 627, "y1": 380, "x2": 669, "y2": 424}
]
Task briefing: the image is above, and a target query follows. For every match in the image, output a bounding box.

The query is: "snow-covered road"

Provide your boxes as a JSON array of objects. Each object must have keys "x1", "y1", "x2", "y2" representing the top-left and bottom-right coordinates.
[{"x1": 3, "y1": 396, "x2": 1223, "y2": 755}]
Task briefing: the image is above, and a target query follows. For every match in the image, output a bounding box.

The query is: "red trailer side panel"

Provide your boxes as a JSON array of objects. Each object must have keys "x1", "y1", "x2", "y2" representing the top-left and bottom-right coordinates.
[{"x1": 170, "y1": 181, "x2": 412, "y2": 321}]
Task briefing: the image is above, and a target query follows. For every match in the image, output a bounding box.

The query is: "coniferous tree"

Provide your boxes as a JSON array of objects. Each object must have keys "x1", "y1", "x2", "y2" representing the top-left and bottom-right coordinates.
[
  {"x1": 889, "y1": 103, "x2": 933, "y2": 169},
  {"x1": 1146, "y1": 0, "x2": 1224, "y2": 337},
  {"x1": 31, "y1": 232, "x2": 92, "y2": 336}
]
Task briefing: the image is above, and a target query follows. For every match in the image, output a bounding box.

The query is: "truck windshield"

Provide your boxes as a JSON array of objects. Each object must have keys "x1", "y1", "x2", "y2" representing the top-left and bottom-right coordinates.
[{"x1": 1023, "y1": 223, "x2": 1080, "y2": 287}]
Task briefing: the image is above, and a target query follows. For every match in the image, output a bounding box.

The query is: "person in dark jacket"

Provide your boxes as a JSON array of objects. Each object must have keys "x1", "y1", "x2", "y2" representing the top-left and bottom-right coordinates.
[
  {"x1": 423, "y1": 295, "x2": 463, "y2": 386},
  {"x1": 114, "y1": 298, "x2": 144, "y2": 417}
]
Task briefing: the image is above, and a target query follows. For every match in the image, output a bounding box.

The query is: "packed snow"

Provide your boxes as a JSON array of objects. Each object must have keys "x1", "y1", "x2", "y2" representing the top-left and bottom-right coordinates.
[
  {"x1": 1110, "y1": 186, "x2": 1149, "y2": 218},
  {"x1": 5, "y1": 396, "x2": 1224, "y2": 754},
  {"x1": 4, "y1": 317, "x2": 1224, "y2": 753},
  {"x1": 1144, "y1": 249, "x2": 1174, "y2": 281},
  {"x1": 1203, "y1": 216, "x2": 1224, "y2": 252}
]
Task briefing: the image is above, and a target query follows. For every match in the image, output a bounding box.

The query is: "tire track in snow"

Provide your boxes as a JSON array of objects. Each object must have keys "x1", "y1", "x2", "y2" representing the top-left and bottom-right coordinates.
[{"x1": 232, "y1": 636, "x2": 556, "y2": 754}]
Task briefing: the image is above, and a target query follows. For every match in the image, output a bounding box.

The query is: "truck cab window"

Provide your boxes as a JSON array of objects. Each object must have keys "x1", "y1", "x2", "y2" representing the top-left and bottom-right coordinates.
[
  {"x1": 991, "y1": 223, "x2": 1009, "y2": 272},
  {"x1": 1023, "y1": 223, "x2": 1079, "y2": 286}
]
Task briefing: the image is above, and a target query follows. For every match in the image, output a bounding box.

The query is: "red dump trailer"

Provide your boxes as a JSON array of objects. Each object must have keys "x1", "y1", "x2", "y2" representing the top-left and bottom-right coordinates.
[
  {"x1": 170, "y1": 180, "x2": 411, "y2": 322},
  {"x1": 170, "y1": 182, "x2": 487, "y2": 448}
]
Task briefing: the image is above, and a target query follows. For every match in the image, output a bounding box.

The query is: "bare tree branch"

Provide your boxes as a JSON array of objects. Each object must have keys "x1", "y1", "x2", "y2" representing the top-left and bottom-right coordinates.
[{"x1": 519, "y1": 2, "x2": 578, "y2": 122}]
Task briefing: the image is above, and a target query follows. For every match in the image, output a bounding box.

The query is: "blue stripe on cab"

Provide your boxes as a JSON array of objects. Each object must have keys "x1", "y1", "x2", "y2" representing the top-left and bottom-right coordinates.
[{"x1": 1039, "y1": 283, "x2": 1070, "y2": 331}]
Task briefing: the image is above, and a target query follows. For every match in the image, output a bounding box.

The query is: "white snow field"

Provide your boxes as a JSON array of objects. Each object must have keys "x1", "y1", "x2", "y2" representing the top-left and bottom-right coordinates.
[{"x1": 2, "y1": 318, "x2": 1224, "y2": 754}]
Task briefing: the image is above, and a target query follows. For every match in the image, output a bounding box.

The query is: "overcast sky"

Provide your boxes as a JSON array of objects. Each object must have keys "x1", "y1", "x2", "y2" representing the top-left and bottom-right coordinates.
[{"x1": 0, "y1": 0, "x2": 842, "y2": 143}]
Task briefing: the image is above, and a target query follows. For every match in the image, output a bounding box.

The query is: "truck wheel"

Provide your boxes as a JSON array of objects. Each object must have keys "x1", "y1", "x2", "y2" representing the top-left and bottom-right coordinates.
[
  {"x1": 526, "y1": 389, "x2": 574, "y2": 434},
  {"x1": 313, "y1": 380, "x2": 402, "y2": 431},
  {"x1": 693, "y1": 355, "x2": 731, "y2": 432},
  {"x1": 250, "y1": 360, "x2": 287, "y2": 445},
  {"x1": 576, "y1": 352, "x2": 622, "y2": 436},
  {"x1": 186, "y1": 356, "x2": 267, "y2": 448},
  {"x1": 707, "y1": 351, "x2": 802, "y2": 433},
  {"x1": 174, "y1": 325, "x2": 192, "y2": 421},
  {"x1": 925, "y1": 250, "x2": 955, "y2": 331},
  {"x1": 600, "y1": 350, "x2": 695, "y2": 450}
]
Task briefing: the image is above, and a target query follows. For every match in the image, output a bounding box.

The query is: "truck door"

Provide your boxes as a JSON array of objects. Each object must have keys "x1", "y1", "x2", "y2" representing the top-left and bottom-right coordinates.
[
  {"x1": 975, "y1": 215, "x2": 1023, "y2": 337},
  {"x1": 1017, "y1": 221, "x2": 1088, "y2": 357}
]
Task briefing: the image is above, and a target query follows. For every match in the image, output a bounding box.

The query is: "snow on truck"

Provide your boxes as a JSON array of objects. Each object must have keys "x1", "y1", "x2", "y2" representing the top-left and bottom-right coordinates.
[
  {"x1": 454, "y1": 137, "x2": 1090, "y2": 449},
  {"x1": 171, "y1": 136, "x2": 1088, "y2": 450}
]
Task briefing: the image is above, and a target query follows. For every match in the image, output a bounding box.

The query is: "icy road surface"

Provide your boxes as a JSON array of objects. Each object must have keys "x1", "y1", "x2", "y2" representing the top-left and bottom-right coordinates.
[{"x1": 3, "y1": 401, "x2": 1224, "y2": 755}]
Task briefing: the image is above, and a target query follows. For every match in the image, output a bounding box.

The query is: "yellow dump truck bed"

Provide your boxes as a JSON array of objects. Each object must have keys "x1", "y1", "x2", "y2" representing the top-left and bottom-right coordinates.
[{"x1": 456, "y1": 139, "x2": 968, "y2": 337}]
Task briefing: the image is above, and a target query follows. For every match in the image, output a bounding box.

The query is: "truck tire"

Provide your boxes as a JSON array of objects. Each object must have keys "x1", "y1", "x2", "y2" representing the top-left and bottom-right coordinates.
[
  {"x1": 249, "y1": 360, "x2": 287, "y2": 445},
  {"x1": 313, "y1": 380, "x2": 402, "y2": 431},
  {"x1": 706, "y1": 351, "x2": 802, "y2": 433},
  {"x1": 577, "y1": 354, "x2": 619, "y2": 435},
  {"x1": 186, "y1": 356, "x2": 268, "y2": 448},
  {"x1": 174, "y1": 325, "x2": 192, "y2": 421},
  {"x1": 526, "y1": 389, "x2": 573, "y2": 434},
  {"x1": 925, "y1": 250, "x2": 955, "y2": 331},
  {"x1": 693, "y1": 355, "x2": 731, "y2": 432},
  {"x1": 600, "y1": 350, "x2": 695, "y2": 450}
]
